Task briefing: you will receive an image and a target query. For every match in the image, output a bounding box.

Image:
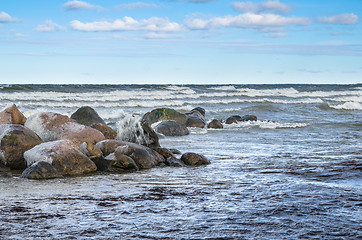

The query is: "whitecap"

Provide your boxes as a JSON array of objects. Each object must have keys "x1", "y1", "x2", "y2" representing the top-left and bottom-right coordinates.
[
  {"x1": 329, "y1": 102, "x2": 362, "y2": 110},
  {"x1": 207, "y1": 86, "x2": 237, "y2": 91},
  {"x1": 223, "y1": 120, "x2": 309, "y2": 129}
]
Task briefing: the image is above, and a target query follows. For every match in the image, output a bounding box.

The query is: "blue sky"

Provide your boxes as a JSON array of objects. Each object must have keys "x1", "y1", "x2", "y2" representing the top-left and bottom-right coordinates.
[{"x1": 0, "y1": 0, "x2": 361, "y2": 84}]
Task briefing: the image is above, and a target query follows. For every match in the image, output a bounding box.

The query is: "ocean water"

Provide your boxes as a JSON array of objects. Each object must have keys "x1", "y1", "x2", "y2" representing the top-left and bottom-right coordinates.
[{"x1": 0, "y1": 84, "x2": 361, "y2": 239}]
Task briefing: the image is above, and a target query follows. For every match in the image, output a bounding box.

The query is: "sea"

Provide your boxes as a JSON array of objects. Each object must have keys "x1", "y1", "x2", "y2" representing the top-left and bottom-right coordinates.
[{"x1": 0, "y1": 84, "x2": 361, "y2": 239}]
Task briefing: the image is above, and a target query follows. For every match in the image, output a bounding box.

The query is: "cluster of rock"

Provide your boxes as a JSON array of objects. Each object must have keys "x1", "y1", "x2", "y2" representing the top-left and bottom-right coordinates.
[{"x1": 0, "y1": 104, "x2": 210, "y2": 180}]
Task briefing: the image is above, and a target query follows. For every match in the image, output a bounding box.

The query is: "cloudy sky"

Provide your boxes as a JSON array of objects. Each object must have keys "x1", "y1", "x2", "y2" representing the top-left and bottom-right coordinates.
[{"x1": 1, "y1": 0, "x2": 361, "y2": 84}]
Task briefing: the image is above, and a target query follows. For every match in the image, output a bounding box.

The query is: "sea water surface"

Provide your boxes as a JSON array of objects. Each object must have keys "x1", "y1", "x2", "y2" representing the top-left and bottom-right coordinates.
[{"x1": 0, "y1": 84, "x2": 361, "y2": 239}]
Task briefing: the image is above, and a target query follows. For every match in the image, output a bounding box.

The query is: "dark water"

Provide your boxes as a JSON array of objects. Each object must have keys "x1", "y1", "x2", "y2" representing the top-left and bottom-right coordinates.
[{"x1": 0, "y1": 84, "x2": 361, "y2": 239}]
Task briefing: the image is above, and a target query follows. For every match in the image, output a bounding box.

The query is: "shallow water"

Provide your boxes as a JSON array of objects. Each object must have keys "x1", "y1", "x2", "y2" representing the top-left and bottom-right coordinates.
[{"x1": 0, "y1": 84, "x2": 361, "y2": 239}]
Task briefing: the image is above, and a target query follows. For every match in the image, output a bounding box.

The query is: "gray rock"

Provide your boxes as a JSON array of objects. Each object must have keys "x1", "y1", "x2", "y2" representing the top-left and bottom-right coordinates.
[
  {"x1": 180, "y1": 152, "x2": 210, "y2": 166},
  {"x1": 154, "y1": 120, "x2": 189, "y2": 136},
  {"x1": 71, "y1": 106, "x2": 106, "y2": 126},
  {"x1": 21, "y1": 161, "x2": 62, "y2": 180},
  {"x1": 207, "y1": 119, "x2": 223, "y2": 129}
]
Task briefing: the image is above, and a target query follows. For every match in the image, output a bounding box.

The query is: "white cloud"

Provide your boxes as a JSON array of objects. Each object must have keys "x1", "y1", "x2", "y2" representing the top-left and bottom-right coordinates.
[
  {"x1": 145, "y1": 32, "x2": 184, "y2": 39},
  {"x1": 264, "y1": 32, "x2": 288, "y2": 38},
  {"x1": 115, "y1": 2, "x2": 162, "y2": 10},
  {"x1": 35, "y1": 20, "x2": 66, "y2": 32},
  {"x1": 70, "y1": 17, "x2": 184, "y2": 32},
  {"x1": 318, "y1": 13, "x2": 359, "y2": 25},
  {"x1": 232, "y1": 0, "x2": 292, "y2": 14},
  {"x1": 0, "y1": 11, "x2": 19, "y2": 23},
  {"x1": 186, "y1": 13, "x2": 311, "y2": 30},
  {"x1": 63, "y1": 0, "x2": 103, "y2": 11}
]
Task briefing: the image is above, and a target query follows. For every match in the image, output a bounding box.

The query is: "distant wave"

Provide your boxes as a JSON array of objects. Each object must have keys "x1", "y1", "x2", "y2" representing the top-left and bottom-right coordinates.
[
  {"x1": 221, "y1": 120, "x2": 309, "y2": 129},
  {"x1": 317, "y1": 102, "x2": 362, "y2": 110},
  {"x1": 207, "y1": 85, "x2": 237, "y2": 91}
]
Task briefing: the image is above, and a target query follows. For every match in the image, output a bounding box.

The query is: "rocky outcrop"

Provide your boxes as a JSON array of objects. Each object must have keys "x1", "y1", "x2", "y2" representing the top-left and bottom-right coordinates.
[
  {"x1": 71, "y1": 106, "x2": 106, "y2": 126},
  {"x1": 96, "y1": 140, "x2": 165, "y2": 169},
  {"x1": 0, "y1": 124, "x2": 42, "y2": 170},
  {"x1": 24, "y1": 140, "x2": 97, "y2": 176},
  {"x1": 21, "y1": 161, "x2": 62, "y2": 180},
  {"x1": 154, "y1": 120, "x2": 189, "y2": 136},
  {"x1": 185, "y1": 110, "x2": 206, "y2": 128},
  {"x1": 207, "y1": 119, "x2": 223, "y2": 129},
  {"x1": 143, "y1": 108, "x2": 188, "y2": 125},
  {"x1": 180, "y1": 152, "x2": 210, "y2": 166},
  {"x1": 25, "y1": 112, "x2": 105, "y2": 145},
  {"x1": 91, "y1": 123, "x2": 117, "y2": 140},
  {"x1": 0, "y1": 104, "x2": 27, "y2": 125}
]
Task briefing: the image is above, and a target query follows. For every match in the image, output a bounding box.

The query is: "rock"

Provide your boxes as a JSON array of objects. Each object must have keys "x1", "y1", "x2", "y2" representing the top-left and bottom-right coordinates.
[
  {"x1": 71, "y1": 106, "x2": 106, "y2": 126},
  {"x1": 0, "y1": 124, "x2": 43, "y2": 170},
  {"x1": 21, "y1": 161, "x2": 62, "y2": 180},
  {"x1": 164, "y1": 157, "x2": 186, "y2": 167},
  {"x1": 241, "y1": 115, "x2": 257, "y2": 121},
  {"x1": 207, "y1": 119, "x2": 223, "y2": 129},
  {"x1": 143, "y1": 108, "x2": 188, "y2": 125},
  {"x1": 25, "y1": 112, "x2": 105, "y2": 145},
  {"x1": 180, "y1": 152, "x2": 210, "y2": 166},
  {"x1": 94, "y1": 153, "x2": 139, "y2": 172},
  {"x1": 169, "y1": 148, "x2": 181, "y2": 155},
  {"x1": 80, "y1": 141, "x2": 103, "y2": 159},
  {"x1": 139, "y1": 119, "x2": 160, "y2": 148},
  {"x1": 0, "y1": 104, "x2": 27, "y2": 125},
  {"x1": 24, "y1": 140, "x2": 97, "y2": 176},
  {"x1": 230, "y1": 115, "x2": 243, "y2": 121},
  {"x1": 185, "y1": 110, "x2": 206, "y2": 128},
  {"x1": 191, "y1": 107, "x2": 206, "y2": 117},
  {"x1": 154, "y1": 147, "x2": 175, "y2": 159},
  {"x1": 225, "y1": 116, "x2": 238, "y2": 124},
  {"x1": 96, "y1": 140, "x2": 165, "y2": 169},
  {"x1": 154, "y1": 120, "x2": 189, "y2": 136},
  {"x1": 91, "y1": 123, "x2": 117, "y2": 140}
]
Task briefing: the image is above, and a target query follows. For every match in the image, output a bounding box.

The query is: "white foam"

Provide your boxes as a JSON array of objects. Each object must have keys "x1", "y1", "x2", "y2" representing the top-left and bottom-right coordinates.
[
  {"x1": 25, "y1": 112, "x2": 59, "y2": 142},
  {"x1": 207, "y1": 86, "x2": 237, "y2": 91},
  {"x1": 117, "y1": 114, "x2": 151, "y2": 146},
  {"x1": 329, "y1": 102, "x2": 362, "y2": 110},
  {"x1": 223, "y1": 120, "x2": 309, "y2": 129}
]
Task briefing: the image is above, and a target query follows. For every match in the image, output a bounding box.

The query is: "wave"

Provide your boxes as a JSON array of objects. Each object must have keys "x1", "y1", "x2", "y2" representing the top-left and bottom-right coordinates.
[
  {"x1": 222, "y1": 120, "x2": 309, "y2": 129},
  {"x1": 330, "y1": 102, "x2": 362, "y2": 110},
  {"x1": 207, "y1": 86, "x2": 237, "y2": 91}
]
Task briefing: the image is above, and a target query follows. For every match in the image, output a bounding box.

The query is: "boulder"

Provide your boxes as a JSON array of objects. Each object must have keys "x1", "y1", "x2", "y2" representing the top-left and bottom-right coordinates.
[
  {"x1": 241, "y1": 115, "x2": 257, "y2": 121},
  {"x1": 96, "y1": 140, "x2": 165, "y2": 169},
  {"x1": 169, "y1": 148, "x2": 182, "y2": 155},
  {"x1": 190, "y1": 107, "x2": 205, "y2": 117},
  {"x1": 0, "y1": 124, "x2": 42, "y2": 170},
  {"x1": 154, "y1": 147, "x2": 175, "y2": 159},
  {"x1": 154, "y1": 120, "x2": 189, "y2": 136},
  {"x1": 24, "y1": 140, "x2": 97, "y2": 176},
  {"x1": 25, "y1": 112, "x2": 105, "y2": 145},
  {"x1": 207, "y1": 119, "x2": 223, "y2": 129},
  {"x1": 180, "y1": 152, "x2": 210, "y2": 166},
  {"x1": 143, "y1": 108, "x2": 188, "y2": 125},
  {"x1": 91, "y1": 123, "x2": 117, "y2": 139},
  {"x1": 71, "y1": 106, "x2": 106, "y2": 126},
  {"x1": 225, "y1": 116, "x2": 238, "y2": 124},
  {"x1": 93, "y1": 153, "x2": 139, "y2": 172},
  {"x1": 185, "y1": 110, "x2": 206, "y2": 128},
  {"x1": 164, "y1": 157, "x2": 186, "y2": 167},
  {"x1": 0, "y1": 104, "x2": 27, "y2": 125},
  {"x1": 139, "y1": 119, "x2": 160, "y2": 148},
  {"x1": 80, "y1": 141, "x2": 103, "y2": 159},
  {"x1": 21, "y1": 161, "x2": 62, "y2": 180}
]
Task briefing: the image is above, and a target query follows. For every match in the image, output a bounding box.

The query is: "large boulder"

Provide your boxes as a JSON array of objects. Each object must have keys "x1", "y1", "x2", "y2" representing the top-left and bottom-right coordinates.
[
  {"x1": 24, "y1": 140, "x2": 97, "y2": 176},
  {"x1": 91, "y1": 123, "x2": 117, "y2": 140},
  {"x1": 0, "y1": 124, "x2": 42, "y2": 170},
  {"x1": 154, "y1": 120, "x2": 189, "y2": 136},
  {"x1": 21, "y1": 161, "x2": 62, "y2": 180},
  {"x1": 185, "y1": 110, "x2": 206, "y2": 128},
  {"x1": 71, "y1": 106, "x2": 106, "y2": 126},
  {"x1": 96, "y1": 140, "x2": 165, "y2": 169},
  {"x1": 143, "y1": 108, "x2": 188, "y2": 125},
  {"x1": 180, "y1": 152, "x2": 210, "y2": 166},
  {"x1": 25, "y1": 112, "x2": 105, "y2": 145},
  {"x1": 207, "y1": 119, "x2": 223, "y2": 129},
  {"x1": 0, "y1": 104, "x2": 27, "y2": 125}
]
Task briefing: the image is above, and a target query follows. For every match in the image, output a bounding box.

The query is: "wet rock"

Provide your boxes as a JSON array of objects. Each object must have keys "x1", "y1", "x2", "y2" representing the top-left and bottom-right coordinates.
[
  {"x1": 94, "y1": 152, "x2": 139, "y2": 172},
  {"x1": 71, "y1": 106, "x2": 106, "y2": 126},
  {"x1": 154, "y1": 147, "x2": 175, "y2": 159},
  {"x1": 91, "y1": 123, "x2": 117, "y2": 140},
  {"x1": 21, "y1": 161, "x2": 62, "y2": 180},
  {"x1": 169, "y1": 148, "x2": 182, "y2": 155},
  {"x1": 24, "y1": 140, "x2": 97, "y2": 176},
  {"x1": 0, "y1": 124, "x2": 43, "y2": 170},
  {"x1": 25, "y1": 112, "x2": 105, "y2": 145},
  {"x1": 0, "y1": 104, "x2": 27, "y2": 125},
  {"x1": 143, "y1": 108, "x2": 188, "y2": 125},
  {"x1": 164, "y1": 157, "x2": 186, "y2": 167},
  {"x1": 207, "y1": 119, "x2": 223, "y2": 129},
  {"x1": 180, "y1": 152, "x2": 210, "y2": 166},
  {"x1": 241, "y1": 115, "x2": 257, "y2": 121},
  {"x1": 140, "y1": 119, "x2": 160, "y2": 148},
  {"x1": 96, "y1": 139, "x2": 165, "y2": 169},
  {"x1": 80, "y1": 141, "x2": 103, "y2": 159},
  {"x1": 186, "y1": 110, "x2": 206, "y2": 128},
  {"x1": 225, "y1": 116, "x2": 239, "y2": 124},
  {"x1": 191, "y1": 107, "x2": 206, "y2": 117},
  {"x1": 154, "y1": 120, "x2": 189, "y2": 136}
]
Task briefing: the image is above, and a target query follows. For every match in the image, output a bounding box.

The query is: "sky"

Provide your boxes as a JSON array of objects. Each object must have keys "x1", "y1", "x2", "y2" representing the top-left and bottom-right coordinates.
[{"x1": 0, "y1": 0, "x2": 361, "y2": 84}]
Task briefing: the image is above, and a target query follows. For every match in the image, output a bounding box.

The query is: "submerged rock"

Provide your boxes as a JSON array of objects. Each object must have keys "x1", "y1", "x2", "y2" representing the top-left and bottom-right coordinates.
[
  {"x1": 96, "y1": 140, "x2": 165, "y2": 169},
  {"x1": 143, "y1": 108, "x2": 188, "y2": 125},
  {"x1": 154, "y1": 120, "x2": 189, "y2": 136},
  {"x1": 91, "y1": 123, "x2": 117, "y2": 140},
  {"x1": 0, "y1": 104, "x2": 27, "y2": 125},
  {"x1": 25, "y1": 112, "x2": 105, "y2": 145},
  {"x1": 241, "y1": 115, "x2": 257, "y2": 121},
  {"x1": 180, "y1": 152, "x2": 210, "y2": 166},
  {"x1": 207, "y1": 119, "x2": 223, "y2": 129},
  {"x1": 0, "y1": 124, "x2": 43, "y2": 170},
  {"x1": 71, "y1": 106, "x2": 106, "y2": 126},
  {"x1": 24, "y1": 140, "x2": 97, "y2": 176},
  {"x1": 225, "y1": 116, "x2": 240, "y2": 124},
  {"x1": 21, "y1": 161, "x2": 62, "y2": 180}
]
